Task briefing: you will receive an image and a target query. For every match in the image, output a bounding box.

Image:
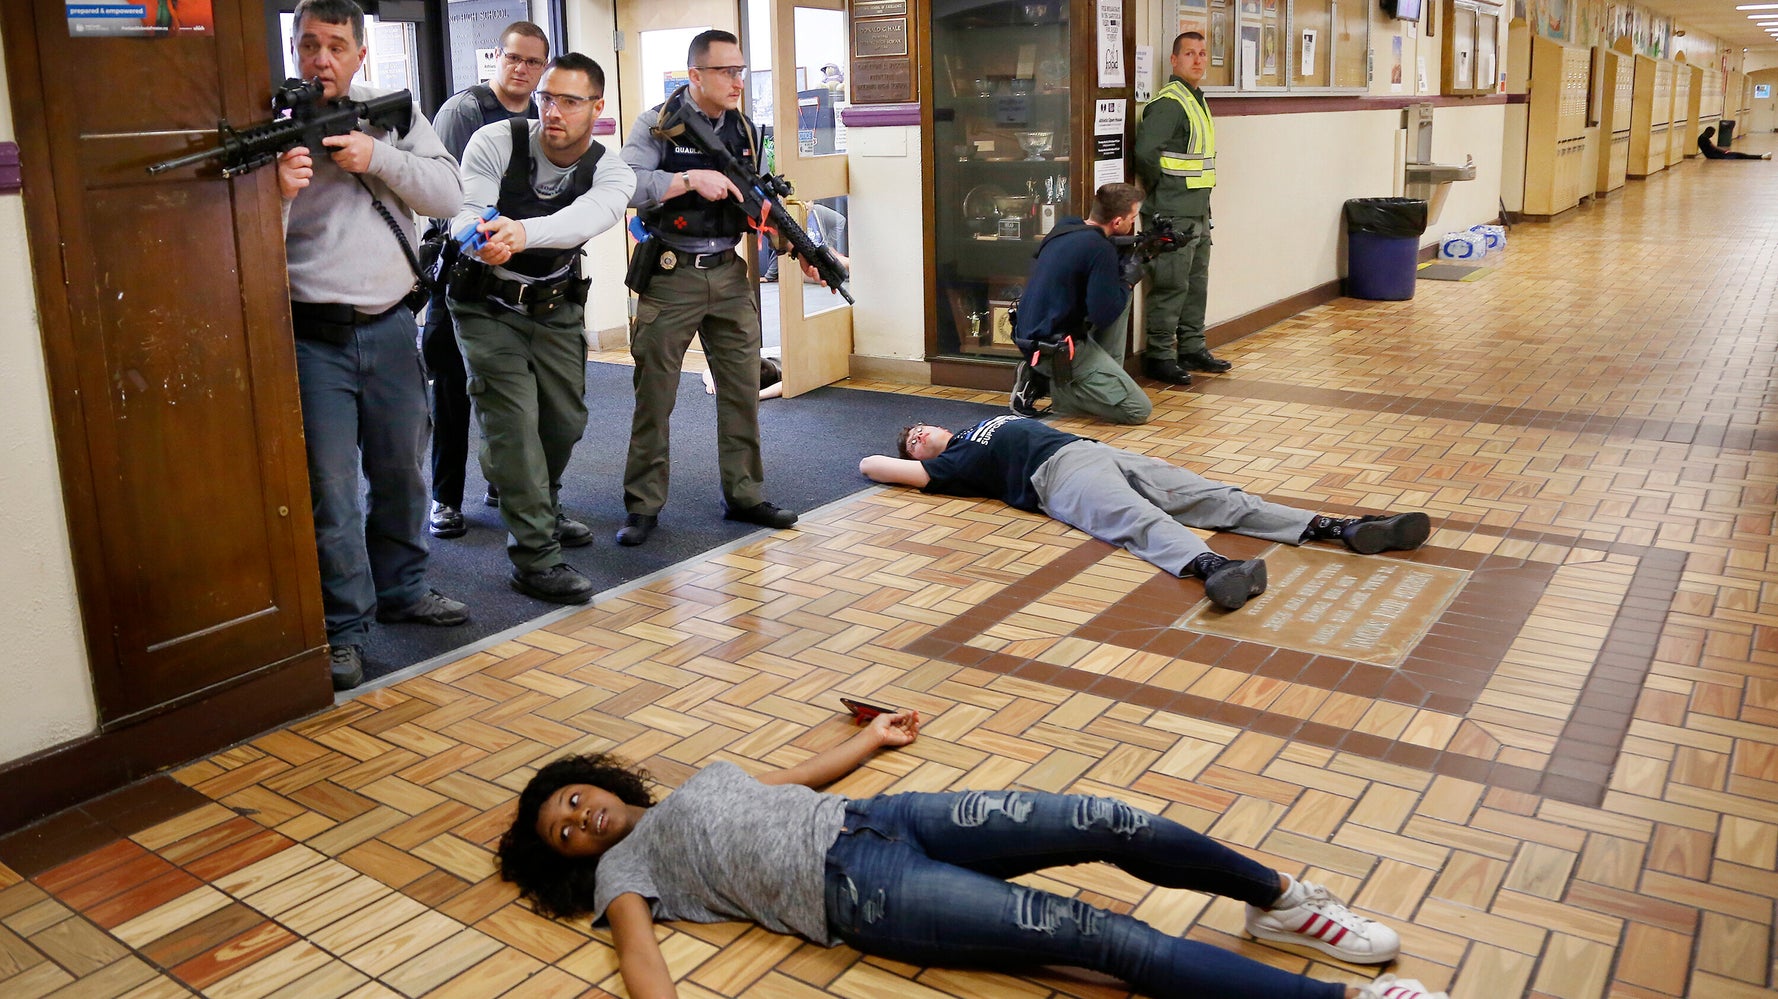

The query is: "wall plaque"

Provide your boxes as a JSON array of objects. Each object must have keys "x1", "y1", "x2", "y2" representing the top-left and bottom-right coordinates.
[
  {"x1": 855, "y1": 0, "x2": 908, "y2": 15},
  {"x1": 854, "y1": 17, "x2": 909, "y2": 58},
  {"x1": 853, "y1": 58, "x2": 915, "y2": 103}
]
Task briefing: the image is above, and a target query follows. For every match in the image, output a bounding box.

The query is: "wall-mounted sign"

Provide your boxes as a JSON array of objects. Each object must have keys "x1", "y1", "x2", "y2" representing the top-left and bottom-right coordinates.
[
  {"x1": 1757, "y1": 83, "x2": 1772, "y2": 99},
  {"x1": 854, "y1": 16, "x2": 908, "y2": 58},
  {"x1": 67, "y1": 1, "x2": 213, "y2": 37},
  {"x1": 854, "y1": 0, "x2": 908, "y2": 16},
  {"x1": 853, "y1": 58, "x2": 914, "y2": 103}
]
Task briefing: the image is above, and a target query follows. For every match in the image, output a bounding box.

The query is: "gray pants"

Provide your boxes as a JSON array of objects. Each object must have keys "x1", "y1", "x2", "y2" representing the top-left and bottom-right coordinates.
[
  {"x1": 1039, "y1": 305, "x2": 1152, "y2": 425},
  {"x1": 452, "y1": 297, "x2": 588, "y2": 572},
  {"x1": 624, "y1": 255, "x2": 764, "y2": 514},
  {"x1": 1030, "y1": 441, "x2": 1313, "y2": 576}
]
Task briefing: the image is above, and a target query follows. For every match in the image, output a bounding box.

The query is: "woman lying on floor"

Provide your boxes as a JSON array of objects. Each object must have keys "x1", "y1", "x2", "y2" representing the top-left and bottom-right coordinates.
[{"x1": 498, "y1": 709, "x2": 1450, "y2": 999}]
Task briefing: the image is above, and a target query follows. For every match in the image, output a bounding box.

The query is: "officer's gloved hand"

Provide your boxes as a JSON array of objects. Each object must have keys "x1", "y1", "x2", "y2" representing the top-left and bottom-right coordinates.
[{"x1": 1118, "y1": 250, "x2": 1144, "y2": 289}]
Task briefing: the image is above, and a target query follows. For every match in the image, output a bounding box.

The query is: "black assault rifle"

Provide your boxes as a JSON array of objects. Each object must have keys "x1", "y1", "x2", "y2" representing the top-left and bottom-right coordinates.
[
  {"x1": 652, "y1": 103, "x2": 854, "y2": 304},
  {"x1": 147, "y1": 78, "x2": 413, "y2": 177}
]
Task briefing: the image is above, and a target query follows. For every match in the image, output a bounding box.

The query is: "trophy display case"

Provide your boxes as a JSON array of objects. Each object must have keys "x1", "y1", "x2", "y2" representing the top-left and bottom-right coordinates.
[{"x1": 930, "y1": 0, "x2": 1108, "y2": 361}]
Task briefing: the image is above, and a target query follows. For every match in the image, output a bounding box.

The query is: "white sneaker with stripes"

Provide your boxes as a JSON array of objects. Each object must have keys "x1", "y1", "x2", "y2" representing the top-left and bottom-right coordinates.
[
  {"x1": 1244, "y1": 878, "x2": 1400, "y2": 964},
  {"x1": 1357, "y1": 974, "x2": 1449, "y2": 999}
]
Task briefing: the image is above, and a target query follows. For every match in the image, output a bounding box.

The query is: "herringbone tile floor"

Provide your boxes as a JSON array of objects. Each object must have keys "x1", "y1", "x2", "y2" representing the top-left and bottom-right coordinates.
[{"x1": 3, "y1": 140, "x2": 1776, "y2": 998}]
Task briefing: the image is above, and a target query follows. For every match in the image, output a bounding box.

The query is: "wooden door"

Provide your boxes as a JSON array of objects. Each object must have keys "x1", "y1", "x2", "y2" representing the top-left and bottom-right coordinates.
[
  {"x1": 0, "y1": 0, "x2": 329, "y2": 722},
  {"x1": 767, "y1": 0, "x2": 852, "y2": 398}
]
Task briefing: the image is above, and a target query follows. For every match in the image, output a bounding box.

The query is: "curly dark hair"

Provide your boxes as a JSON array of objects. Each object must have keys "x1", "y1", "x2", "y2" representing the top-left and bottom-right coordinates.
[{"x1": 497, "y1": 753, "x2": 656, "y2": 919}]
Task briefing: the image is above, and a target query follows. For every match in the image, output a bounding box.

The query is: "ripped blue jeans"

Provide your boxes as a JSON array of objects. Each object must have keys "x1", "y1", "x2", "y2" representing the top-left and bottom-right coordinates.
[{"x1": 823, "y1": 791, "x2": 1345, "y2": 999}]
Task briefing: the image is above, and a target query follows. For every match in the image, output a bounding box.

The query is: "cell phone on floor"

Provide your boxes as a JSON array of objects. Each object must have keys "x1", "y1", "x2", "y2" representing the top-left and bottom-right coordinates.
[{"x1": 841, "y1": 697, "x2": 897, "y2": 725}]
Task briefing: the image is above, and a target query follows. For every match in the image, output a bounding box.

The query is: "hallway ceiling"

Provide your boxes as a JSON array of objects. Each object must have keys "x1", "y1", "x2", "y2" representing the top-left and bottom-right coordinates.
[{"x1": 1653, "y1": 0, "x2": 1778, "y2": 51}]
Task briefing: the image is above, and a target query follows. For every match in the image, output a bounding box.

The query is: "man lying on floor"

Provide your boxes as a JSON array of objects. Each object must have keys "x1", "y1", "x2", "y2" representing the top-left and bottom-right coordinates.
[{"x1": 860, "y1": 414, "x2": 1430, "y2": 610}]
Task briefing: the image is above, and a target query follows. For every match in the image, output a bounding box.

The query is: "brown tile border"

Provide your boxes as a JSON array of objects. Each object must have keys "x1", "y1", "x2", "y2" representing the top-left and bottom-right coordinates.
[
  {"x1": 902, "y1": 514, "x2": 1685, "y2": 808},
  {"x1": 1191, "y1": 377, "x2": 1778, "y2": 452}
]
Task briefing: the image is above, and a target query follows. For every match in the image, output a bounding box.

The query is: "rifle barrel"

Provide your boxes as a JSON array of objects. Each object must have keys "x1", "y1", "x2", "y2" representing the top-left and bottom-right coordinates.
[{"x1": 146, "y1": 141, "x2": 227, "y2": 175}]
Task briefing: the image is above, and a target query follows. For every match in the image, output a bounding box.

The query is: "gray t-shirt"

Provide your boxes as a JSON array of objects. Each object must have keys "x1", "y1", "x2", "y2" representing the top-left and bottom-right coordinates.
[{"x1": 589, "y1": 761, "x2": 847, "y2": 944}]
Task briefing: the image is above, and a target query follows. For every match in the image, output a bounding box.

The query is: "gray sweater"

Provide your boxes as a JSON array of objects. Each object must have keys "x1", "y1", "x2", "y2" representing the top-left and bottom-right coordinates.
[{"x1": 283, "y1": 83, "x2": 461, "y2": 313}]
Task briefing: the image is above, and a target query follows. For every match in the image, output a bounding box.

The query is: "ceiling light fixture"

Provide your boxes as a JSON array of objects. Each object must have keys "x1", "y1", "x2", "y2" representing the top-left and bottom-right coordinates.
[{"x1": 1735, "y1": 3, "x2": 1778, "y2": 9}]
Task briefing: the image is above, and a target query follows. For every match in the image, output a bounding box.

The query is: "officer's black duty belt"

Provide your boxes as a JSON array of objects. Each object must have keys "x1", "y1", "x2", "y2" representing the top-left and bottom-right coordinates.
[
  {"x1": 658, "y1": 248, "x2": 737, "y2": 272},
  {"x1": 290, "y1": 300, "x2": 405, "y2": 345}
]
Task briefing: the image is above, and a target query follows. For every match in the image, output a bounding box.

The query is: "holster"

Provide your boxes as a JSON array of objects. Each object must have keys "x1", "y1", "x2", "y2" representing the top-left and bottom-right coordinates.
[
  {"x1": 625, "y1": 239, "x2": 664, "y2": 295},
  {"x1": 289, "y1": 301, "x2": 357, "y2": 346}
]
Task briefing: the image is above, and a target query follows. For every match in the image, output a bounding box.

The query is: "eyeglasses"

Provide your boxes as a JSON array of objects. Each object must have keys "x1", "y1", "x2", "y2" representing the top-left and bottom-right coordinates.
[
  {"x1": 501, "y1": 52, "x2": 546, "y2": 70},
  {"x1": 534, "y1": 91, "x2": 597, "y2": 112},
  {"x1": 694, "y1": 65, "x2": 747, "y2": 80}
]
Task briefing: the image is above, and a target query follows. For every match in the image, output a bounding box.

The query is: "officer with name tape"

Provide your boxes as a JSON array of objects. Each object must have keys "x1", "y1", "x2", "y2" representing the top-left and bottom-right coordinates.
[
  {"x1": 615, "y1": 28, "x2": 810, "y2": 549},
  {"x1": 446, "y1": 53, "x2": 635, "y2": 605}
]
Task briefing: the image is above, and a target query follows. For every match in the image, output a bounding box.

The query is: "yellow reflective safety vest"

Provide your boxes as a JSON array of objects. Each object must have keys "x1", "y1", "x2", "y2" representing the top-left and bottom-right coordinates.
[{"x1": 1151, "y1": 81, "x2": 1216, "y2": 189}]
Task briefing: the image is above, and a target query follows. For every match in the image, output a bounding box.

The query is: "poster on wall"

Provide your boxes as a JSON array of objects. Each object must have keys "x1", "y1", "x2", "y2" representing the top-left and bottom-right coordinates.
[
  {"x1": 1098, "y1": 0, "x2": 1126, "y2": 87},
  {"x1": 1390, "y1": 33, "x2": 1403, "y2": 93},
  {"x1": 1093, "y1": 99, "x2": 1127, "y2": 190},
  {"x1": 1301, "y1": 29, "x2": 1316, "y2": 76},
  {"x1": 1136, "y1": 45, "x2": 1154, "y2": 102},
  {"x1": 1261, "y1": 25, "x2": 1278, "y2": 75},
  {"x1": 67, "y1": 1, "x2": 213, "y2": 36},
  {"x1": 1240, "y1": 24, "x2": 1260, "y2": 88},
  {"x1": 1212, "y1": 18, "x2": 1227, "y2": 65}
]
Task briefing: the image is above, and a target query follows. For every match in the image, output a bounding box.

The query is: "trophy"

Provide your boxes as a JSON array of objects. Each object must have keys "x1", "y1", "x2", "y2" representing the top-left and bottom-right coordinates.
[{"x1": 1015, "y1": 130, "x2": 1054, "y2": 161}]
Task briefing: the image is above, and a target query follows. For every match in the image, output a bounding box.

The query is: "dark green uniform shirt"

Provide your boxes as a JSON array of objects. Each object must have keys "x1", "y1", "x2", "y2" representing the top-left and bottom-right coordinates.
[{"x1": 1133, "y1": 75, "x2": 1213, "y2": 220}]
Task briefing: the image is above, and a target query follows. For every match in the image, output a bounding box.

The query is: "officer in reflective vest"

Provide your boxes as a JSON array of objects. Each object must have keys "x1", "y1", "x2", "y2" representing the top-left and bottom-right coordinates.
[{"x1": 1133, "y1": 30, "x2": 1232, "y2": 384}]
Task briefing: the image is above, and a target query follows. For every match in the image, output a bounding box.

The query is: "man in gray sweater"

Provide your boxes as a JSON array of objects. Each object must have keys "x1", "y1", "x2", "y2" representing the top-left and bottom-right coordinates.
[{"x1": 276, "y1": 0, "x2": 470, "y2": 690}]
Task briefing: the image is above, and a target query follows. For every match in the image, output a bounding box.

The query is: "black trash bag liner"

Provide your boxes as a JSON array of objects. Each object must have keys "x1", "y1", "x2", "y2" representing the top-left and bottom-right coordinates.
[{"x1": 1343, "y1": 198, "x2": 1429, "y2": 237}]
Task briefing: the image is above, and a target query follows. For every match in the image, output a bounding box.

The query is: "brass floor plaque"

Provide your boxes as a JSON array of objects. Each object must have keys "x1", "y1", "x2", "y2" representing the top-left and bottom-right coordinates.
[{"x1": 1176, "y1": 547, "x2": 1469, "y2": 668}]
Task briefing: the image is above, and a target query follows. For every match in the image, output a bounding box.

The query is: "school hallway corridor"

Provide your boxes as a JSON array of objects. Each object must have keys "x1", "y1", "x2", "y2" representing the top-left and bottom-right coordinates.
[{"x1": 1, "y1": 135, "x2": 1776, "y2": 999}]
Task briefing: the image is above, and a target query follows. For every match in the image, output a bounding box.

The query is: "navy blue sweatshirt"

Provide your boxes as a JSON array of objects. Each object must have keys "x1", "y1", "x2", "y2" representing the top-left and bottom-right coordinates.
[{"x1": 1013, "y1": 218, "x2": 1130, "y2": 350}]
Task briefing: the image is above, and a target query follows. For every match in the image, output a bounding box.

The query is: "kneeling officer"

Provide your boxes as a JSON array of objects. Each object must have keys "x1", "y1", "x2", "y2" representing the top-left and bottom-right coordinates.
[
  {"x1": 447, "y1": 53, "x2": 635, "y2": 604},
  {"x1": 1010, "y1": 182, "x2": 1153, "y2": 426}
]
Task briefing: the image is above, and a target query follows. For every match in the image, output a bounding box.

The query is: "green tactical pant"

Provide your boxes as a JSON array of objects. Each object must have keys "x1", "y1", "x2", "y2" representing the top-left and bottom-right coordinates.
[
  {"x1": 451, "y1": 296, "x2": 588, "y2": 572},
  {"x1": 623, "y1": 255, "x2": 764, "y2": 515},
  {"x1": 1037, "y1": 304, "x2": 1152, "y2": 426},
  {"x1": 1141, "y1": 214, "x2": 1211, "y2": 361}
]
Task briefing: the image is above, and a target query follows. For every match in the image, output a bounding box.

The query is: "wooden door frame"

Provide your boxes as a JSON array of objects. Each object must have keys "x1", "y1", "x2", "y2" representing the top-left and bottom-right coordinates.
[
  {"x1": 769, "y1": 0, "x2": 851, "y2": 398},
  {"x1": 0, "y1": 0, "x2": 331, "y2": 833}
]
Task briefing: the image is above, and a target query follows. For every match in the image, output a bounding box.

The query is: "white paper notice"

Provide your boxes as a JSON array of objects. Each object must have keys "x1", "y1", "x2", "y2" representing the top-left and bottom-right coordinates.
[
  {"x1": 1242, "y1": 39, "x2": 1258, "y2": 89},
  {"x1": 1093, "y1": 157, "x2": 1124, "y2": 190},
  {"x1": 1417, "y1": 56, "x2": 1428, "y2": 93},
  {"x1": 1301, "y1": 29, "x2": 1316, "y2": 77},
  {"x1": 1098, "y1": 0, "x2": 1125, "y2": 87},
  {"x1": 1135, "y1": 44, "x2": 1153, "y2": 102},
  {"x1": 1094, "y1": 98, "x2": 1126, "y2": 135}
]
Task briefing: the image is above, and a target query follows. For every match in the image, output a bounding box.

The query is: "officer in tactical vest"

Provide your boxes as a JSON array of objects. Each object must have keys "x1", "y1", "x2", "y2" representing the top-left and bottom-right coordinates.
[
  {"x1": 447, "y1": 53, "x2": 636, "y2": 605},
  {"x1": 1134, "y1": 30, "x2": 1233, "y2": 385},
  {"x1": 424, "y1": 21, "x2": 547, "y2": 541},
  {"x1": 615, "y1": 28, "x2": 807, "y2": 548}
]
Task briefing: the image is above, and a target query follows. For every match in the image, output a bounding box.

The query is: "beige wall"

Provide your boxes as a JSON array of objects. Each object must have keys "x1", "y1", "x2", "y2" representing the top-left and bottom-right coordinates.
[
  {"x1": 0, "y1": 30, "x2": 100, "y2": 767},
  {"x1": 1747, "y1": 68, "x2": 1778, "y2": 134},
  {"x1": 842, "y1": 6, "x2": 1507, "y2": 366}
]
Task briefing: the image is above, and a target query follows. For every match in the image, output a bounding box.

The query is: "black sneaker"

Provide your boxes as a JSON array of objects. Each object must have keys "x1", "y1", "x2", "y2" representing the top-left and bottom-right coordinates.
[
  {"x1": 429, "y1": 502, "x2": 466, "y2": 539},
  {"x1": 377, "y1": 589, "x2": 470, "y2": 626},
  {"x1": 510, "y1": 564, "x2": 594, "y2": 604},
  {"x1": 1203, "y1": 558, "x2": 1268, "y2": 611},
  {"x1": 329, "y1": 644, "x2": 364, "y2": 691},
  {"x1": 1141, "y1": 357, "x2": 1194, "y2": 385},
  {"x1": 1341, "y1": 513, "x2": 1431, "y2": 555},
  {"x1": 616, "y1": 512, "x2": 657, "y2": 547},
  {"x1": 1179, "y1": 349, "x2": 1233, "y2": 373},
  {"x1": 1010, "y1": 361, "x2": 1050, "y2": 418},
  {"x1": 483, "y1": 485, "x2": 500, "y2": 508},
  {"x1": 556, "y1": 513, "x2": 593, "y2": 548},
  {"x1": 724, "y1": 500, "x2": 798, "y2": 529}
]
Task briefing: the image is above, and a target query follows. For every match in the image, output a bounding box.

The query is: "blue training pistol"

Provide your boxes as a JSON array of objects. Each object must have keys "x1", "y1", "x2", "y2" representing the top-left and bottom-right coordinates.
[{"x1": 454, "y1": 206, "x2": 499, "y2": 254}]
